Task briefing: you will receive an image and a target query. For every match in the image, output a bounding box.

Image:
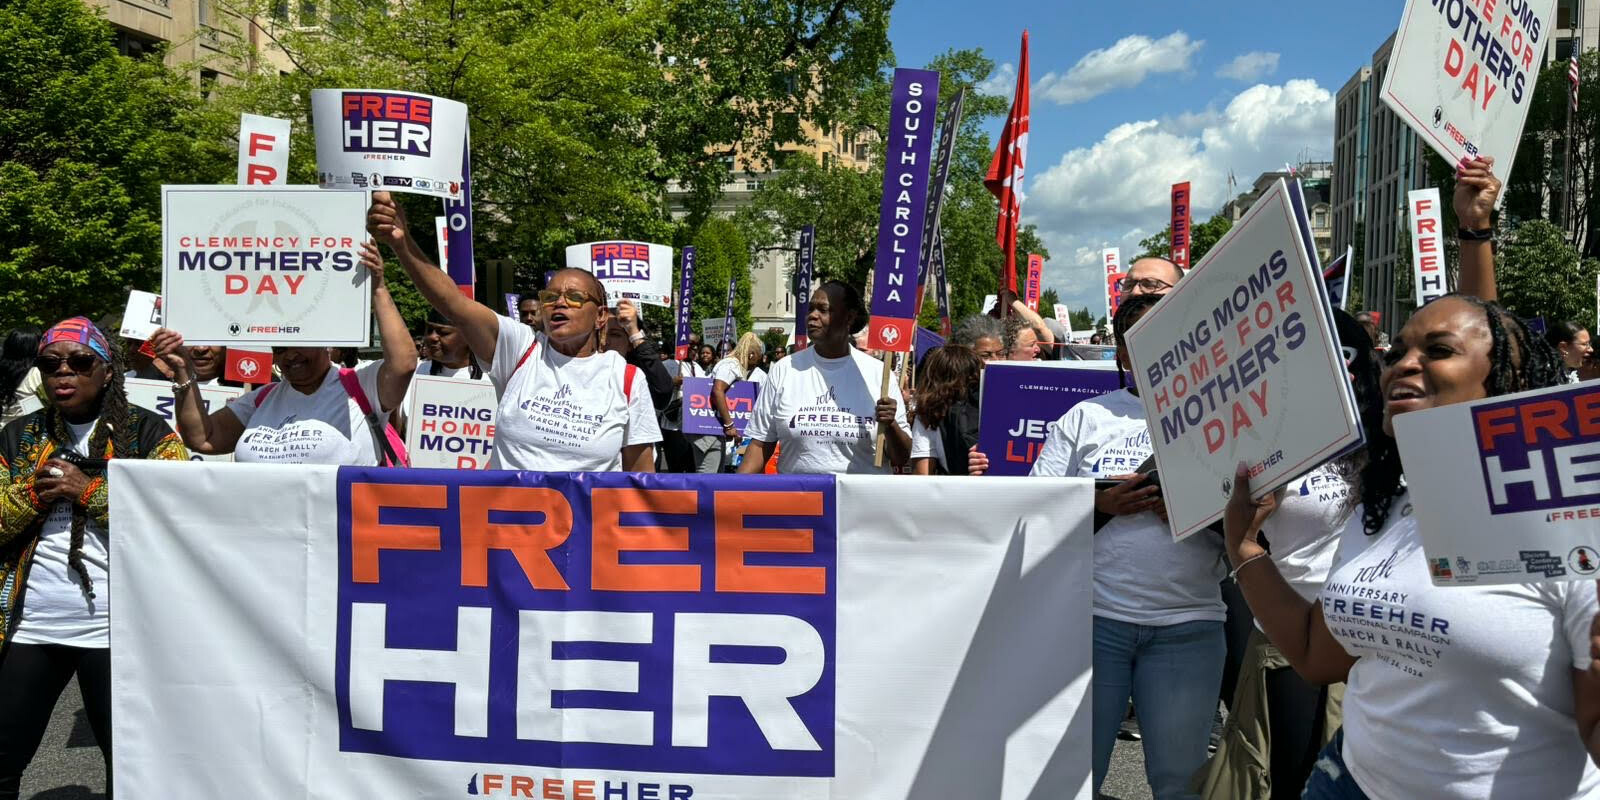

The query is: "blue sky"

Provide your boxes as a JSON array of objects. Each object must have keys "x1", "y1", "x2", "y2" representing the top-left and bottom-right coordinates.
[{"x1": 887, "y1": 0, "x2": 1404, "y2": 316}]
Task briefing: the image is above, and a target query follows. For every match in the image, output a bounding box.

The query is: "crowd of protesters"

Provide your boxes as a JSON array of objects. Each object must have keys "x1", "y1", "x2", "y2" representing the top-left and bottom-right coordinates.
[{"x1": 3, "y1": 157, "x2": 1600, "y2": 800}]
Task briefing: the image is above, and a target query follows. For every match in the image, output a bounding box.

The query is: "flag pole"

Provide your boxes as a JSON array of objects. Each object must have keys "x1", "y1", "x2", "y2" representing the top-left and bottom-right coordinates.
[{"x1": 1564, "y1": 2, "x2": 1581, "y2": 240}]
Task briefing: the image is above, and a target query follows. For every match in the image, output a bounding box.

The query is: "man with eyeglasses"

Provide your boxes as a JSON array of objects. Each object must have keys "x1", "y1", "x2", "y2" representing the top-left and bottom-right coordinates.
[{"x1": 1116, "y1": 258, "x2": 1183, "y2": 298}]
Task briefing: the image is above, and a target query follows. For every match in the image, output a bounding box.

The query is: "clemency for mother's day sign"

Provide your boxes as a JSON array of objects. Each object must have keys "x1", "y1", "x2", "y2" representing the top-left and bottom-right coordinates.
[
  {"x1": 977, "y1": 361, "x2": 1122, "y2": 477},
  {"x1": 1395, "y1": 381, "x2": 1600, "y2": 586},
  {"x1": 312, "y1": 89, "x2": 468, "y2": 200},
  {"x1": 161, "y1": 186, "x2": 372, "y2": 346},
  {"x1": 566, "y1": 241, "x2": 674, "y2": 308},
  {"x1": 1125, "y1": 179, "x2": 1362, "y2": 540}
]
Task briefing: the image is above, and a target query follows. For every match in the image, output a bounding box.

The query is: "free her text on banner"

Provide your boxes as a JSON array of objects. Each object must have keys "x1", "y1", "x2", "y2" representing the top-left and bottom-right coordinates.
[{"x1": 110, "y1": 463, "x2": 1093, "y2": 799}]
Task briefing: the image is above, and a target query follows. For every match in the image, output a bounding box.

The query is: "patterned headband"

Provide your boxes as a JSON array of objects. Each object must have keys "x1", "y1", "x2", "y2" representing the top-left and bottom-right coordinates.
[{"x1": 40, "y1": 316, "x2": 112, "y2": 362}]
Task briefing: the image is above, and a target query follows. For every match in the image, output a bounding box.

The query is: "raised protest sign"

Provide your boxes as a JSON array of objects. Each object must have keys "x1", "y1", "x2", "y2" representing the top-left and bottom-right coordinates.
[
  {"x1": 680, "y1": 376, "x2": 759, "y2": 436},
  {"x1": 119, "y1": 290, "x2": 161, "y2": 341},
  {"x1": 1054, "y1": 303, "x2": 1073, "y2": 327},
  {"x1": 404, "y1": 375, "x2": 498, "y2": 469},
  {"x1": 312, "y1": 89, "x2": 468, "y2": 200},
  {"x1": 112, "y1": 464, "x2": 1094, "y2": 799},
  {"x1": 982, "y1": 294, "x2": 999, "y2": 315},
  {"x1": 1125, "y1": 178, "x2": 1363, "y2": 540},
  {"x1": 1394, "y1": 381, "x2": 1600, "y2": 585},
  {"x1": 795, "y1": 226, "x2": 815, "y2": 349},
  {"x1": 1380, "y1": 0, "x2": 1555, "y2": 189},
  {"x1": 565, "y1": 241, "x2": 674, "y2": 308},
  {"x1": 1024, "y1": 254, "x2": 1044, "y2": 312},
  {"x1": 124, "y1": 377, "x2": 244, "y2": 462},
  {"x1": 1102, "y1": 248, "x2": 1121, "y2": 320},
  {"x1": 1106, "y1": 272, "x2": 1127, "y2": 319},
  {"x1": 503, "y1": 293, "x2": 520, "y2": 320},
  {"x1": 1323, "y1": 246, "x2": 1353, "y2": 311},
  {"x1": 867, "y1": 68, "x2": 940, "y2": 353},
  {"x1": 674, "y1": 246, "x2": 697, "y2": 360},
  {"x1": 237, "y1": 113, "x2": 290, "y2": 186},
  {"x1": 1171, "y1": 182, "x2": 1192, "y2": 270},
  {"x1": 434, "y1": 215, "x2": 450, "y2": 273},
  {"x1": 224, "y1": 348, "x2": 272, "y2": 384},
  {"x1": 162, "y1": 186, "x2": 372, "y2": 346},
  {"x1": 977, "y1": 361, "x2": 1122, "y2": 476},
  {"x1": 932, "y1": 229, "x2": 952, "y2": 336},
  {"x1": 700, "y1": 316, "x2": 733, "y2": 350},
  {"x1": 1408, "y1": 188, "x2": 1449, "y2": 305},
  {"x1": 721, "y1": 272, "x2": 737, "y2": 351}
]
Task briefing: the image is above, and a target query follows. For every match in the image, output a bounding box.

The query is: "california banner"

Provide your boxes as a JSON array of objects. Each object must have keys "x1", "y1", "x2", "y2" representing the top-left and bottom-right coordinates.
[{"x1": 110, "y1": 463, "x2": 1094, "y2": 799}]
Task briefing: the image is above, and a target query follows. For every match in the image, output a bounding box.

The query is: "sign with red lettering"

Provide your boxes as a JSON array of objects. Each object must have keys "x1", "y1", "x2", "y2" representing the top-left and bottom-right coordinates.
[
  {"x1": 1379, "y1": 0, "x2": 1555, "y2": 190},
  {"x1": 404, "y1": 375, "x2": 498, "y2": 469},
  {"x1": 680, "y1": 376, "x2": 760, "y2": 436},
  {"x1": 1024, "y1": 254, "x2": 1044, "y2": 312},
  {"x1": 976, "y1": 361, "x2": 1121, "y2": 476},
  {"x1": 162, "y1": 186, "x2": 372, "y2": 346},
  {"x1": 1395, "y1": 381, "x2": 1600, "y2": 586},
  {"x1": 238, "y1": 114, "x2": 291, "y2": 186},
  {"x1": 1170, "y1": 182, "x2": 1192, "y2": 270},
  {"x1": 1101, "y1": 248, "x2": 1121, "y2": 322},
  {"x1": 565, "y1": 240, "x2": 674, "y2": 308},
  {"x1": 1407, "y1": 188, "x2": 1449, "y2": 305},
  {"x1": 1124, "y1": 178, "x2": 1363, "y2": 540},
  {"x1": 311, "y1": 89, "x2": 468, "y2": 200}
]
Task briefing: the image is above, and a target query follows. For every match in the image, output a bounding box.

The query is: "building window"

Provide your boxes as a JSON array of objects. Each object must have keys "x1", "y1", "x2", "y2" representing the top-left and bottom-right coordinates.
[
  {"x1": 300, "y1": 0, "x2": 317, "y2": 25},
  {"x1": 1558, "y1": 0, "x2": 1577, "y2": 29},
  {"x1": 1556, "y1": 38, "x2": 1576, "y2": 63},
  {"x1": 113, "y1": 27, "x2": 161, "y2": 59},
  {"x1": 1314, "y1": 208, "x2": 1328, "y2": 227},
  {"x1": 200, "y1": 69, "x2": 220, "y2": 99},
  {"x1": 272, "y1": 0, "x2": 288, "y2": 21},
  {"x1": 197, "y1": 0, "x2": 211, "y2": 25}
]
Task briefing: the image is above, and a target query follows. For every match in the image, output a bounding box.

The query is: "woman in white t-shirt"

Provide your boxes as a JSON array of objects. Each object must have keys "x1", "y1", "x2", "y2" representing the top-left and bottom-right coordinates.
[
  {"x1": 909, "y1": 345, "x2": 982, "y2": 475},
  {"x1": 152, "y1": 242, "x2": 418, "y2": 466},
  {"x1": 738, "y1": 281, "x2": 910, "y2": 474},
  {"x1": 1225, "y1": 294, "x2": 1600, "y2": 800},
  {"x1": 394, "y1": 311, "x2": 491, "y2": 440},
  {"x1": 367, "y1": 192, "x2": 659, "y2": 472}
]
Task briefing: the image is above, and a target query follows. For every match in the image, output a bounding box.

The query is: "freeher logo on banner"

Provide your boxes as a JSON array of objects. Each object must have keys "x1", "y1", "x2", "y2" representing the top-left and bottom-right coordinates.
[
  {"x1": 1170, "y1": 182, "x2": 1192, "y2": 270},
  {"x1": 162, "y1": 186, "x2": 371, "y2": 346},
  {"x1": 1025, "y1": 254, "x2": 1044, "y2": 312},
  {"x1": 1408, "y1": 188, "x2": 1449, "y2": 305},
  {"x1": 868, "y1": 68, "x2": 940, "y2": 352},
  {"x1": 1395, "y1": 381, "x2": 1600, "y2": 586},
  {"x1": 566, "y1": 241, "x2": 674, "y2": 308},
  {"x1": 312, "y1": 89, "x2": 468, "y2": 200}
]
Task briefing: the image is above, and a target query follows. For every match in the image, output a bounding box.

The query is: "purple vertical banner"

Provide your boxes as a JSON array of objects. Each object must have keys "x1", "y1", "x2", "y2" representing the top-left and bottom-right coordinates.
[
  {"x1": 721, "y1": 272, "x2": 737, "y2": 353},
  {"x1": 503, "y1": 293, "x2": 520, "y2": 319},
  {"x1": 913, "y1": 327, "x2": 945, "y2": 364},
  {"x1": 917, "y1": 88, "x2": 966, "y2": 312},
  {"x1": 933, "y1": 228, "x2": 952, "y2": 337},
  {"x1": 976, "y1": 363, "x2": 1124, "y2": 476},
  {"x1": 867, "y1": 68, "x2": 941, "y2": 353},
  {"x1": 795, "y1": 225, "x2": 815, "y2": 350},
  {"x1": 441, "y1": 127, "x2": 475, "y2": 295},
  {"x1": 674, "y1": 246, "x2": 697, "y2": 361}
]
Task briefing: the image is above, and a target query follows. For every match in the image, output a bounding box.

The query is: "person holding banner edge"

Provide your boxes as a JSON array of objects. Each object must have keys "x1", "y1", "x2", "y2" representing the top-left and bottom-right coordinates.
[
  {"x1": 150, "y1": 243, "x2": 417, "y2": 466},
  {"x1": 366, "y1": 192, "x2": 660, "y2": 472}
]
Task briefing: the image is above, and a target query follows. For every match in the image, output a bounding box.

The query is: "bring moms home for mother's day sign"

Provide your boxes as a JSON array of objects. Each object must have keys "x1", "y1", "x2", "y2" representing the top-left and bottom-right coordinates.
[
  {"x1": 1125, "y1": 179, "x2": 1362, "y2": 540},
  {"x1": 1395, "y1": 381, "x2": 1600, "y2": 586}
]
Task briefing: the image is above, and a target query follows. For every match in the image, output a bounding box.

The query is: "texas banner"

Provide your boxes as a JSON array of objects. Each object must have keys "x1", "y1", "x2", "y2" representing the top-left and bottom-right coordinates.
[
  {"x1": 312, "y1": 89, "x2": 469, "y2": 199},
  {"x1": 566, "y1": 241, "x2": 675, "y2": 308},
  {"x1": 111, "y1": 464, "x2": 1094, "y2": 799},
  {"x1": 976, "y1": 361, "x2": 1122, "y2": 477},
  {"x1": 1124, "y1": 178, "x2": 1363, "y2": 540},
  {"x1": 1394, "y1": 381, "x2": 1600, "y2": 586},
  {"x1": 161, "y1": 186, "x2": 372, "y2": 346}
]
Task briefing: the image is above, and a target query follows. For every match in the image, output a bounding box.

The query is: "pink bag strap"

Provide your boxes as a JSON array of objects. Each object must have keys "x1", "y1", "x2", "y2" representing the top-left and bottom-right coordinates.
[
  {"x1": 336, "y1": 367, "x2": 375, "y2": 415},
  {"x1": 253, "y1": 383, "x2": 277, "y2": 407},
  {"x1": 337, "y1": 367, "x2": 409, "y2": 467}
]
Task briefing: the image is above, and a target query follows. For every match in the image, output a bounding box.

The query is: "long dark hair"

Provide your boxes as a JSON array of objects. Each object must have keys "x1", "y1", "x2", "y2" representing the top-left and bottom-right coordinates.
[
  {"x1": 1, "y1": 327, "x2": 41, "y2": 416},
  {"x1": 41, "y1": 339, "x2": 133, "y2": 599},
  {"x1": 914, "y1": 346, "x2": 982, "y2": 429},
  {"x1": 1357, "y1": 294, "x2": 1561, "y2": 535}
]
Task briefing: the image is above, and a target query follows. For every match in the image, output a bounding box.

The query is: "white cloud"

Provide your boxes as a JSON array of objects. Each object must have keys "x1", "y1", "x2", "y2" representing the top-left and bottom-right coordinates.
[
  {"x1": 1216, "y1": 51, "x2": 1280, "y2": 82},
  {"x1": 978, "y1": 62, "x2": 1017, "y2": 97},
  {"x1": 1033, "y1": 32, "x2": 1203, "y2": 106},
  {"x1": 1027, "y1": 79, "x2": 1335, "y2": 315}
]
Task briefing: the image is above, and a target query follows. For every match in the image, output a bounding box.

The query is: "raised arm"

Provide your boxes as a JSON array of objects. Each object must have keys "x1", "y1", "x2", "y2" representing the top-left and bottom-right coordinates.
[
  {"x1": 148, "y1": 328, "x2": 246, "y2": 456},
  {"x1": 1011, "y1": 300, "x2": 1055, "y2": 349},
  {"x1": 367, "y1": 191, "x2": 502, "y2": 364},
  {"x1": 1454, "y1": 155, "x2": 1499, "y2": 302},
  {"x1": 360, "y1": 242, "x2": 419, "y2": 411}
]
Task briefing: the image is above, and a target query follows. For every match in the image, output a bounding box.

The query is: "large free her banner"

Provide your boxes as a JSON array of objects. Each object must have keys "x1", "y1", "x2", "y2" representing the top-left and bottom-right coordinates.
[{"x1": 110, "y1": 464, "x2": 1093, "y2": 799}]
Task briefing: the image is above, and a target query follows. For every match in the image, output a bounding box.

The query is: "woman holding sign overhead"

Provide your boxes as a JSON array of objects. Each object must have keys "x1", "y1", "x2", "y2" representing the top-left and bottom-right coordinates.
[
  {"x1": 737, "y1": 281, "x2": 909, "y2": 474},
  {"x1": 150, "y1": 244, "x2": 417, "y2": 466},
  {"x1": 367, "y1": 192, "x2": 659, "y2": 472},
  {"x1": 1224, "y1": 292, "x2": 1600, "y2": 799}
]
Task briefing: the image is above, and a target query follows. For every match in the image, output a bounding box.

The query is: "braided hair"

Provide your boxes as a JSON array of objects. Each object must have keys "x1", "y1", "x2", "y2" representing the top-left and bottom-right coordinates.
[
  {"x1": 41, "y1": 339, "x2": 133, "y2": 599},
  {"x1": 1111, "y1": 293, "x2": 1163, "y2": 388},
  {"x1": 1357, "y1": 294, "x2": 1562, "y2": 535}
]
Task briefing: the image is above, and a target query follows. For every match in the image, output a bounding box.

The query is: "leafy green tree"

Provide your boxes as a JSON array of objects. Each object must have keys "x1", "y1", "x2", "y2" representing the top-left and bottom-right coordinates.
[
  {"x1": 0, "y1": 0, "x2": 231, "y2": 327},
  {"x1": 1038, "y1": 287, "x2": 1060, "y2": 313},
  {"x1": 1134, "y1": 212, "x2": 1234, "y2": 268},
  {"x1": 1494, "y1": 220, "x2": 1598, "y2": 330},
  {"x1": 1068, "y1": 307, "x2": 1101, "y2": 333},
  {"x1": 1499, "y1": 51, "x2": 1598, "y2": 257},
  {"x1": 688, "y1": 218, "x2": 751, "y2": 340}
]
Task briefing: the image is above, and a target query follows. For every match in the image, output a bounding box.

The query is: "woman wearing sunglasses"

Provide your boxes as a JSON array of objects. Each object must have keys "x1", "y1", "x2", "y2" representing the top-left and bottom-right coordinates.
[
  {"x1": 367, "y1": 192, "x2": 660, "y2": 472},
  {"x1": 0, "y1": 317, "x2": 189, "y2": 798}
]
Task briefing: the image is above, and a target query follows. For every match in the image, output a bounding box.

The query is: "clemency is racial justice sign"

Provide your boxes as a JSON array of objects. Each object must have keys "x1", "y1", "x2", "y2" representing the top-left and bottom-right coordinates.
[
  {"x1": 1125, "y1": 179, "x2": 1363, "y2": 540},
  {"x1": 161, "y1": 186, "x2": 372, "y2": 347},
  {"x1": 565, "y1": 241, "x2": 675, "y2": 308},
  {"x1": 1379, "y1": 0, "x2": 1556, "y2": 189},
  {"x1": 312, "y1": 89, "x2": 468, "y2": 200},
  {"x1": 1395, "y1": 381, "x2": 1600, "y2": 586}
]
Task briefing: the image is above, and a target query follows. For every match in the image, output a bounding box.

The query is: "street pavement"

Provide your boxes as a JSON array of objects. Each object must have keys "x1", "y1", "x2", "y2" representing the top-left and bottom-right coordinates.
[{"x1": 24, "y1": 683, "x2": 1157, "y2": 800}]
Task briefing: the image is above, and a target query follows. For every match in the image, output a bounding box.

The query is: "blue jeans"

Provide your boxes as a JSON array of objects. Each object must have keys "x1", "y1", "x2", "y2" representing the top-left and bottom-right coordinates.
[
  {"x1": 1092, "y1": 617, "x2": 1225, "y2": 800},
  {"x1": 1300, "y1": 728, "x2": 1370, "y2": 799}
]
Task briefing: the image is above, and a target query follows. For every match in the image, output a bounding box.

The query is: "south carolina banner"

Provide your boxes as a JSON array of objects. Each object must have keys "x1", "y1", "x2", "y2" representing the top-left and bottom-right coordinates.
[{"x1": 110, "y1": 464, "x2": 1093, "y2": 799}]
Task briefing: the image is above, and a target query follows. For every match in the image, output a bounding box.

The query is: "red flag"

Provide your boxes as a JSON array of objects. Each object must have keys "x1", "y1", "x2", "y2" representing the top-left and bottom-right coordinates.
[
  {"x1": 225, "y1": 348, "x2": 272, "y2": 384},
  {"x1": 985, "y1": 31, "x2": 1030, "y2": 295}
]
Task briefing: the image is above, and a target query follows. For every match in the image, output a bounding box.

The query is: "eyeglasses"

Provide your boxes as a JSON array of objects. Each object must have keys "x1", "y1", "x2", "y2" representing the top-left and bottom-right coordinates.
[
  {"x1": 35, "y1": 354, "x2": 101, "y2": 374},
  {"x1": 1116, "y1": 277, "x2": 1174, "y2": 293},
  {"x1": 538, "y1": 289, "x2": 602, "y2": 308}
]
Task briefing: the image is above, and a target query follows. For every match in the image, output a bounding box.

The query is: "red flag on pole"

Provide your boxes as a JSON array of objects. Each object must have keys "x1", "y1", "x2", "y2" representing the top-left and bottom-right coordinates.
[{"x1": 984, "y1": 30, "x2": 1030, "y2": 296}]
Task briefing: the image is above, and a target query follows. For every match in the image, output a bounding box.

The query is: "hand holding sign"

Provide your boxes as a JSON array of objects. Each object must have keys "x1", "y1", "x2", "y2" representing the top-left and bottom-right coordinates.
[
  {"x1": 147, "y1": 328, "x2": 191, "y2": 383},
  {"x1": 367, "y1": 192, "x2": 411, "y2": 250},
  {"x1": 615, "y1": 299, "x2": 641, "y2": 336},
  {"x1": 1095, "y1": 474, "x2": 1163, "y2": 517},
  {"x1": 1453, "y1": 155, "x2": 1499, "y2": 229},
  {"x1": 1223, "y1": 462, "x2": 1279, "y2": 570},
  {"x1": 358, "y1": 242, "x2": 389, "y2": 291}
]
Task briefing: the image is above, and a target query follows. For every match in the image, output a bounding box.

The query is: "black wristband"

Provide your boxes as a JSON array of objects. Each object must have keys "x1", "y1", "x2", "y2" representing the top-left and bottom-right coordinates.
[{"x1": 1457, "y1": 226, "x2": 1494, "y2": 241}]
